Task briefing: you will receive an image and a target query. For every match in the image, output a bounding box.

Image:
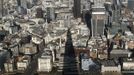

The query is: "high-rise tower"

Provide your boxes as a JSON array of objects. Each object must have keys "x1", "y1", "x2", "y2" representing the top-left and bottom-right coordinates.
[
  {"x1": 128, "y1": 0, "x2": 134, "y2": 10},
  {"x1": 73, "y1": 0, "x2": 81, "y2": 18},
  {"x1": 0, "y1": 0, "x2": 3, "y2": 18}
]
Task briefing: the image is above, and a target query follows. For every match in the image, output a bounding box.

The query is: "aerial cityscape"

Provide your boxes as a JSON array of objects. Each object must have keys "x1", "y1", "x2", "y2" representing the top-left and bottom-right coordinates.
[{"x1": 0, "y1": 0, "x2": 134, "y2": 75}]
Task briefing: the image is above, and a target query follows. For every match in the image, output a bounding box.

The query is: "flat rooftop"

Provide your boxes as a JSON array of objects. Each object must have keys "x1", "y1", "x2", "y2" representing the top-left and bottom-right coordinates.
[
  {"x1": 122, "y1": 58, "x2": 134, "y2": 62},
  {"x1": 101, "y1": 60, "x2": 118, "y2": 66},
  {"x1": 111, "y1": 49, "x2": 131, "y2": 54}
]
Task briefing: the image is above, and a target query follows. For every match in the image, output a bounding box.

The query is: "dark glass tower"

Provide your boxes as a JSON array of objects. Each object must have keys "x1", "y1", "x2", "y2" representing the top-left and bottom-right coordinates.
[
  {"x1": 73, "y1": 0, "x2": 81, "y2": 18},
  {"x1": 17, "y1": 0, "x2": 21, "y2": 6},
  {"x1": 128, "y1": 0, "x2": 134, "y2": 10}
]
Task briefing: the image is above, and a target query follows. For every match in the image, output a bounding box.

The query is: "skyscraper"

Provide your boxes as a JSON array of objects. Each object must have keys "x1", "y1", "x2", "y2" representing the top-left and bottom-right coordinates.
[
  {"x1": 20, "y1": 0, "x2": 27, "y2": 9},
  {"x1": 0, "y1": 0, "x2": 3, "y2": 18},
  {"x1": 92, "y1": 0, "x2": 106, "y2": 36},
  {"x1": 17, "y1": 0, "x2": 21, "y2": 6},
  {"x1": 81, "y1": 0, "x2": 92, "y2": 23},
  {"x1": 17, "y1": 0, "x2": 27, "y2": 9},
  {"x1": 128, "y1": 0, "x2": 134, "y2": 10},
  {"x1": 73, "y1": 0, "x2": 81, "y2": 18}
]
